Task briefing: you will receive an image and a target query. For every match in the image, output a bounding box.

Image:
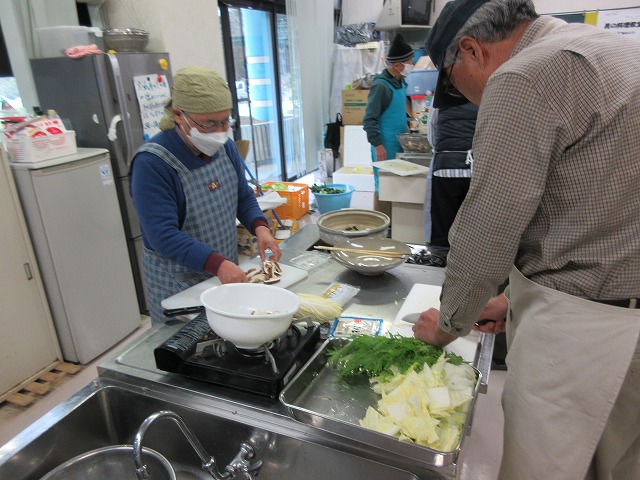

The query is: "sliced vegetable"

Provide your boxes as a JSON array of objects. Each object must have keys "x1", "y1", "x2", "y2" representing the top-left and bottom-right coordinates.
[
  {"x1": 294, "y1": 293, "x2": 342, "y2": 324},
  {"x1": 328, "y1": 335, "x2": 476, "y2": 452}
]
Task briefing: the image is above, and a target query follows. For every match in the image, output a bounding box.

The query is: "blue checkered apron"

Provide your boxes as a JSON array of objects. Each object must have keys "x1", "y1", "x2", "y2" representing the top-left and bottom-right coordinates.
[{"x1": 138, "y1": 143, "x2": 239, "y2": 324}]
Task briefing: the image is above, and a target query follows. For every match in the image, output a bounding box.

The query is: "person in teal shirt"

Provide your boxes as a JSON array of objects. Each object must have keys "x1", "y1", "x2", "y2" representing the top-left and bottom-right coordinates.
[{"x1": 362, "y1": 34, "x2": 414, "y2": 215}]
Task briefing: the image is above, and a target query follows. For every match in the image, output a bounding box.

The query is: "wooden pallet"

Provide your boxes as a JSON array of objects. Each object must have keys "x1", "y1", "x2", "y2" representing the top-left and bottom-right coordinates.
[{"x1": 3, "y1": 362, "x2": 82, "y2": 407}]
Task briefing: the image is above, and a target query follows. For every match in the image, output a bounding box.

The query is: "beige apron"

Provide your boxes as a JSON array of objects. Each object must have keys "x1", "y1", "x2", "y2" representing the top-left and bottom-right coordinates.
[{"x1": 499, "y1": 267, "x2": 640, "y2": 480}]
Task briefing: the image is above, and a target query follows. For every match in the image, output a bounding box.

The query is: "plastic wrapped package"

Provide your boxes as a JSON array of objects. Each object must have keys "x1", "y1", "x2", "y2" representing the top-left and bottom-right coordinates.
[
  {"x1": 335, "y1": 22, "x2": 379, "y2": 47},
  {"x1": 351, "y1": 73, "x2": 377, "y2": 90},
  {"x1": 329, "y1": 42, "x2": 386, "y2": 119}
]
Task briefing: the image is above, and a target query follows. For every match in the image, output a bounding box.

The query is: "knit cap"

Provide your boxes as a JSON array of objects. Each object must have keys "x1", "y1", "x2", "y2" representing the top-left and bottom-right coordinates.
[
  {"x1": 159, "y1": 66, "x2": 232, "y2": 131},
  {"x1": 386, "y1": 34, "x2": 414, "y2": 63}
]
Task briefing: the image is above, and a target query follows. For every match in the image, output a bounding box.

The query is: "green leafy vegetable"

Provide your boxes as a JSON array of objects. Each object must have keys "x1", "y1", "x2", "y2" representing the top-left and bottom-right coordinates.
[
  {"x1": 310, "y1": 183, "x2": 346, "y2": 195},
  {"x1": 327, "y1": 334, "x2": 465, "y2": 382}
]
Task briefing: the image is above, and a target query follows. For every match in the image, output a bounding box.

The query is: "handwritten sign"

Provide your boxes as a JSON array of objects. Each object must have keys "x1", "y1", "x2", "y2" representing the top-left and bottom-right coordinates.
[
  {"x1": 133, "y1": 74, "x2": 171, "y2": 140},
  {"x1": 597, "y1": 7, "x2": 640, "y2": 41}
]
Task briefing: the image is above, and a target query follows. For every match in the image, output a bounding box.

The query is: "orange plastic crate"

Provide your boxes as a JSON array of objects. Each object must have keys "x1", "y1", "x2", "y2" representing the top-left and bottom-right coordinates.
[{"x1": 261, "y1": 182, "x2": 309, "y2": 220}]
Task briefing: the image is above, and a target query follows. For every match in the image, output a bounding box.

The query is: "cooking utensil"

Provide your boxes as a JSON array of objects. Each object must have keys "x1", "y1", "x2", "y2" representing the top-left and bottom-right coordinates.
[
  {"x1": 314, "y1": 245, "x2": 409, "y2": 258},
  {"x1": 40, "y1": 445, "x2": 175, "y2": 480},
  {"x1": 102, "y1": 28, "x2": 149, "y2": 52},
  {"x1": 316, "y1": 209, "x2": 390, "y2": 246},
  {"x1": 200, "y1": 283, "x2": 299, "y2": 349},
  {"x1": 162, "y1": 305, "x2": 205, "y2": 317},
  {"x1": 474, "y1": 319, "x2": 496, "y2": 326},
  {"x1": 400, "y1": 312, "x2": 421, "y2": 324},
  {"x1": 329, "y1": 237, "x2": 411, "y2": 275}
]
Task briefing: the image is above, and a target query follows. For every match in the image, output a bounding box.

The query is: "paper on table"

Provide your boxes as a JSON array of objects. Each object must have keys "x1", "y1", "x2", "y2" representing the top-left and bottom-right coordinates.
[
  {"x1": 387, "y1": 283, "x2": 479, "y2": 363},
  {"x1": 373, "y1": 159, "x2": 429, "y2": 176}
]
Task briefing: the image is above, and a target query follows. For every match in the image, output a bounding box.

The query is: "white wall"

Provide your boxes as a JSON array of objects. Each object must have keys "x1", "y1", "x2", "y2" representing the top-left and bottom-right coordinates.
[
  {"x1": 534, "y1": 0, "x2": 639, "y2": 14},
  {"x1": 431, "y1": 0, "x2": 640, "y2": 23}
]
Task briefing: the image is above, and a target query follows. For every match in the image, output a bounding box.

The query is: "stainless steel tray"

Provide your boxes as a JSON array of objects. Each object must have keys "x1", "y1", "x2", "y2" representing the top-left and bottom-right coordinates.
[{"x1": 280, "y1": 338, "x2": 483, "y2": 471}]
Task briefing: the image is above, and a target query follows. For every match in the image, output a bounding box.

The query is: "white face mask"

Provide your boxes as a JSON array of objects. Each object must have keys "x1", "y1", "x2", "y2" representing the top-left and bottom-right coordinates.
[
  {"x1": 182, "y1": 117, "x2": 228, "y2": 156},
  {"x1": 400, "y1": 63, "x2": 414, "y2": 77}
]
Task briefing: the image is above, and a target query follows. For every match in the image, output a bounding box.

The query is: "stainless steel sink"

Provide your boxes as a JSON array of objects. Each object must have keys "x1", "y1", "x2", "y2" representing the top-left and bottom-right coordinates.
[{"x1": 0, "y1": 383, "x2": 421, "y2": 480}]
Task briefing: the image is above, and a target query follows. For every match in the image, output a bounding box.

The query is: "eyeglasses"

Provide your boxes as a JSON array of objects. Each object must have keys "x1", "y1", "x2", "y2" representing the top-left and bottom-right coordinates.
[
  {"x1": 442, "y1": 48, "x2": 465, "y2": 99},
  {"x1": 181, "y1": 110, "x2": 236, "y2": 131}
]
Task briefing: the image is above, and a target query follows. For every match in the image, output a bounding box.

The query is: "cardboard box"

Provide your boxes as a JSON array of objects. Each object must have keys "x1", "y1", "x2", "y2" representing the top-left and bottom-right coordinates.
[
  {"x1": 341, "y1": 89, "x2": 369, "y2": 125},
  {"x1": 237, "y1": 225, "x2": 258, "y2": 256},
  {"x1": 390, "y1": 202, "x2": 425, "y2": 244},
  {"x1": 378, "y1": 170, "x2": 427, "y2": 204}
]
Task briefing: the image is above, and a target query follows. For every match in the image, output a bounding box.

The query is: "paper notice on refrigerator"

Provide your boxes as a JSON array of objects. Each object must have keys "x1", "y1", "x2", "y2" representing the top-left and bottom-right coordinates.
[{"x1": 133, "y1": 74, "x2": 171, "y2": 140}]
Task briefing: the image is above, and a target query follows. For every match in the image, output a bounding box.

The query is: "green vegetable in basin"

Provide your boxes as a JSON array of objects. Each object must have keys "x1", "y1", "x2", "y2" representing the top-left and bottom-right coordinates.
[{"x1": 310, "y1": 183, "x2": 346, "y2": 195}]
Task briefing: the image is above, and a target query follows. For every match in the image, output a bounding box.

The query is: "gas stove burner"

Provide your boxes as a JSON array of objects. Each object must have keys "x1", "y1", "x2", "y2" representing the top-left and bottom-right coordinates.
[
  {"x1": 154, "y1": 313, "x2": 321, "y2": 398},
  {"x1": 235, "y1": 338, "x2": 281, "y2": 357},
  {"x1": 195, "y1": 338, "x2": 227, "y2": 359}
]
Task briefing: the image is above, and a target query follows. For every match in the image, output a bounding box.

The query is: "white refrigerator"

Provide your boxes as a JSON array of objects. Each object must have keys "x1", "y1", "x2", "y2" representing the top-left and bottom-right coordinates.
[{"x1": 10, "y1": 148, "x2": 140, "y2": 364}]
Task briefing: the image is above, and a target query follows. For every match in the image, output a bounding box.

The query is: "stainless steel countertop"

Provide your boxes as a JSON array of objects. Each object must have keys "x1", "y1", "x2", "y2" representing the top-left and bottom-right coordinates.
[{"x1": 94, "y1": 224, "x2": 494, "y2": 478}]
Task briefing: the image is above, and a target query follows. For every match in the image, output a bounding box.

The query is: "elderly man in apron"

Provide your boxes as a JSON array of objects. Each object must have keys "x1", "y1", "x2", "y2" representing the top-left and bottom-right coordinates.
[
  {"x1": 130, "y1": 66, "x2": 281, "y2": 324},
  {"x1": 362, "y1": 33, "x2": 413, "y2": 216},
  {"x1": 411, "y1": 1, "x2": 640, "y2": 479}
]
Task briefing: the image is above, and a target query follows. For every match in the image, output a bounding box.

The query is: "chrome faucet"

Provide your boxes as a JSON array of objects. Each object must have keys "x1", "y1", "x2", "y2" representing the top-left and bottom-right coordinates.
[{"x1": 133, "y1": 410, "x2": 263, "y2": 480}]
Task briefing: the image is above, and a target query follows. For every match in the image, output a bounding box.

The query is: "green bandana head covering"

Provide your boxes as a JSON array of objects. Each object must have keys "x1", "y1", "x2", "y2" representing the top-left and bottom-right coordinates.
[{"x1": 159, "y1": 66, "x2": 232, "y2": 131}]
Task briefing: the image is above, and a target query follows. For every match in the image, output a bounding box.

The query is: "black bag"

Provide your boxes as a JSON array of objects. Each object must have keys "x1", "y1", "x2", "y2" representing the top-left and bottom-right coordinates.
[{"x1": 324, "y1": 113, "x2": 342, "y2": 157}]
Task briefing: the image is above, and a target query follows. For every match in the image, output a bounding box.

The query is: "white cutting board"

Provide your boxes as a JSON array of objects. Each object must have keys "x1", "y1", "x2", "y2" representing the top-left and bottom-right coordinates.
[
  {"x1": 373, "y1": 159, "x2": 429, "y2": 176},
  {"x1": 386, "y1": 283, "x2": 479, "y2": 363},
  {"x1": 161, "y1": 258, "x2": 309, "y2": 310}
]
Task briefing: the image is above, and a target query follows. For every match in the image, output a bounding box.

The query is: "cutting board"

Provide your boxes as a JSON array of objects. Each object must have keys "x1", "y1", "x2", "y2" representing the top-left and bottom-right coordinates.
[
  {"x1": 386, "y1": 283, "x2": 479, "y2": 363},
  {"x1": 373, "y1": 159, "x2": 429, "y2": 176},
  {"x1": 161, "y1": 258, "x2": 309, "y2": 310}
]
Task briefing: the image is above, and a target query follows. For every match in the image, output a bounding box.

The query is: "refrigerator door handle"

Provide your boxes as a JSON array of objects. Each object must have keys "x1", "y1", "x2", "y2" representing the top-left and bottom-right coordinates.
[{"x1": 107, "y1": 54, "x2": 135, "y2": 168}]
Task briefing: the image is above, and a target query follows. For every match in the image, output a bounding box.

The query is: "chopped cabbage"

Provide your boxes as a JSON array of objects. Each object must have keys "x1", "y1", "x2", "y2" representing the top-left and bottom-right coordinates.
[
  {"x1": 359, "y1": 353, "x2": 476, "y2": 452},
  {"x1": 294, "y1": 294, "x2": 342, "y2": 323}
]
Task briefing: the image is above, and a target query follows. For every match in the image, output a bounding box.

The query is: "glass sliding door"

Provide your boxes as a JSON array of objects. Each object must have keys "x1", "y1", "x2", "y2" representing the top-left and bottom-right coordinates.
[{"x1": 220, "y1": 1, "x2": 304, "y2": 183}]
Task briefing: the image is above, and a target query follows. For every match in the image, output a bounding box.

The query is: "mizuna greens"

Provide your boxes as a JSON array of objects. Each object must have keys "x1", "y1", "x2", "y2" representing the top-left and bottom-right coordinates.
[{"x1": 327, "y1": 334, "x2": 465, "y2": 382}]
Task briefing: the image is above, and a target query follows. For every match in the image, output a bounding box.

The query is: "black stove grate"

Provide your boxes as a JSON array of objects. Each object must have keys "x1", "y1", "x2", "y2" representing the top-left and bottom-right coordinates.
[{"x1": 154, "y1": 314, "x2": 320, "y2": 398}]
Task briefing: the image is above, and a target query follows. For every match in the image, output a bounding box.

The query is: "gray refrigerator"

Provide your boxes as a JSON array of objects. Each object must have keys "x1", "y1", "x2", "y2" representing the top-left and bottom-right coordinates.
[
  {"x1": 10, "y1": 148, "x2": 140, "y2": 364},
  {"x1": 31, "y1": 53, "x2": 173, "y2": 313}
]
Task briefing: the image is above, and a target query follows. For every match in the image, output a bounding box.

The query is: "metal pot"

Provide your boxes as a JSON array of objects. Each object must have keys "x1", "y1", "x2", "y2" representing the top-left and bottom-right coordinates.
[
  {"x1": 317, "y1": 209, "x2": 390, "y2": 246},
  {"x1": 40, "y1": 445, "x2": 175, "y2": 480}
]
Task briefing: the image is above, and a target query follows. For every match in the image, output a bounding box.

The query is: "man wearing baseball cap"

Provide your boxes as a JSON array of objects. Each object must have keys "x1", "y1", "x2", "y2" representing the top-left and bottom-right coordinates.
[{"x1": 412, "y1": 1, "x2": 640, "y2": 478}]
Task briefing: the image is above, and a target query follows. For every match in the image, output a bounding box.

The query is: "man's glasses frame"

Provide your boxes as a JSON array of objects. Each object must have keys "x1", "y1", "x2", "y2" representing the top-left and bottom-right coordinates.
[
  {"x1": 182, "y1": 110, "x2": 236, "y2": 131},
  {"x1": 442, "y1": 48, "x2": 465, "y2": 99}
]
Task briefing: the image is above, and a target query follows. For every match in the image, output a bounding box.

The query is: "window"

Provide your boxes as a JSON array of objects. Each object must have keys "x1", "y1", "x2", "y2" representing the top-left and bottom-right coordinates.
[{"x1": 219, "y1": 0, "x2": 304, "y2": 182}]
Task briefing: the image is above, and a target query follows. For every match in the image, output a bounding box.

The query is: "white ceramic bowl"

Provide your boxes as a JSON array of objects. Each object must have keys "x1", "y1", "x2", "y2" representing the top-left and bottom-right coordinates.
[
  {"x1": 331, "y1": 237, "x2": 411, "y2": 275},
  {"x1": 199, "y1": 283, "x2": 299, "y2": 349}
]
